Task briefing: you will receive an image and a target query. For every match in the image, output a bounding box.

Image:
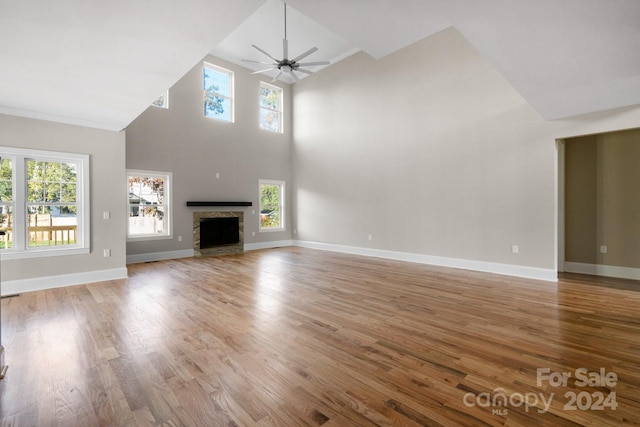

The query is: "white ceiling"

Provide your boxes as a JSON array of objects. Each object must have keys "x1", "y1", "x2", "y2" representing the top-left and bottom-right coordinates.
[{"x1": 1, "y1": 0, "x2": 639, "y2": 131}]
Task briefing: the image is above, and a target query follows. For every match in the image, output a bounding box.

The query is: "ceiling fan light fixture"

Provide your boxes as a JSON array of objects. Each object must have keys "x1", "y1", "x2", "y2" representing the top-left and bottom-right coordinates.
[{"x1": 241, "y1": 1, "x2": 330, "y2": 83}]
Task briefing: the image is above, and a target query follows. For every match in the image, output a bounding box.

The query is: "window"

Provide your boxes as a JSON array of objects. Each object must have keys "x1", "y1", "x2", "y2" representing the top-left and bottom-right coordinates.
[
  {"x1": 0, "y1": 147, "x2": 90, "y2": 259},
  {"x1": 259, "y1": 82, "x2": 283, "y2": 132},
  {"x1": 152, "y1": 90, "x2": 169, "y2": 108},
  {"x1": 203, "y1": 63, "x2": 233, "y2": 122},
  {"x1": 259, "y1": 179, "x2": 285, "y2": 231},
  {"x1": 127, "y1": 170, "x2": 172, "y2": 240}
]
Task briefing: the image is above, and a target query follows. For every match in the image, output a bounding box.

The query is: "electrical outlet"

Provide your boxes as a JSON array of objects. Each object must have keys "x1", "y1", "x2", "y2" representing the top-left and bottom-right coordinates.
[
  {"x1": 103, "y1": 211, "x2": 110, "y2": 220},
  {"x1": 103, "y1": 249, "x2": 111, "y2": 257},
  {"x1": 178, "y1": 235, "x2": 182, "y2": 242},
  {"x1": 600, "y1": 245, "x2": 608, "y2": 254},
  {"x1": 511, "y1": 245, "x2": 519, "y2": 254},
  {"x1": 368, "y1": 234, "x2": 373, "y2": 241}
]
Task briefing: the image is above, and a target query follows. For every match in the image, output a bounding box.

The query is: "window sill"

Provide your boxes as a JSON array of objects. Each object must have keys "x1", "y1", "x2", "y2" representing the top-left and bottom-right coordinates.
[
  {"x1": 259, "y1": 228, "x2": 286, "y2": 233},
  {"x1": 1, "y1": 247, "x2": 90, "y2": 261}
]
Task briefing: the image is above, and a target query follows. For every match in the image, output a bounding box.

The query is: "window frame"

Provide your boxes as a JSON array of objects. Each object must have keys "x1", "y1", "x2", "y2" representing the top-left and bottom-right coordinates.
[
  {"x1": 203, "y1": 62, "x2": 234, "y2": 123},
  {"x1": 0, "y1": 146, "x2": 90, "y2": 260},
  {"x1": 259, "y1": 179, "x2": 286, "y2": 232},
  {"x1": 126, "y1": 169, "x2": 173, "y2": 241},
  {"x1": 259, "y1": 81, "x2": 283, "y2": 133}
]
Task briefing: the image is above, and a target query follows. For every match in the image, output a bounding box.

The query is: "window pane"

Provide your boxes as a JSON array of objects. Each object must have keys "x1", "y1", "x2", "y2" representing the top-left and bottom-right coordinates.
[
  {"x1": 152, "y1": 91, "x2": 168, "y2": 108},
  {"x1": 128, "y1": 206, "x2": 166, "y2": 235},
  {"x1": 204, "y1": 68, "x2": 230, "y2": 97},
  {"x1": 61, "y1": 162, "x2": 77, "y2": 182},
  {"x1": 61, "y1": 183, "x2": 76, "y2": 202},
  {"x1": 0, "y1": 158, "x2": 12, "y2": 202},
  {"x1": 204, "y1": 95, "x2": 231, "y2": 120},
  {"x1": 260, "y1": 183, "x2": 282, "y2": 229},
  {"x1": 27, "y1": 205, "x2": 77, "y2": 247},
  {"x1": 45, "y1": 182, "x2": 61, "y2": 202},
  {"x1": 260, "y1": 110, "x2": 281, "y2": 132},
  {"x1": 0, "y1": 205, "x2": 13, "y2": 249},
  {"x1": 260, "y1": 83, "x2": 282, "y2": 132},
  {"x1": 260, "y1": 87, "x2": 279, "y2": 109}
]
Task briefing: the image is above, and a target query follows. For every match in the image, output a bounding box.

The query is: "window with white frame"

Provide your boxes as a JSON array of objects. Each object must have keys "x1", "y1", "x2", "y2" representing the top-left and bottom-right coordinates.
[
  {"x1": 259, "y1": 179, "x2": 285, "y2": 231},
  {"x1": 259, "y1": 82, "x2": 283, "y2": 132},
  {"x1": 127, "y1": 170, "x2": 172, "y2": 240},
  {"x1": 203, "y1": 63, "x2": 233, "y2": 122},
  {"x1": 0, "y1": 147, "x2": 90, "y2": 259},
  {"x1": 152, "y1": 90, "x2": 169, "y2": 108}
]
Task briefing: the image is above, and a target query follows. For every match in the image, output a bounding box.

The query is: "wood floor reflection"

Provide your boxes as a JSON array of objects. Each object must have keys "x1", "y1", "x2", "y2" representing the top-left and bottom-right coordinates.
[{"x1": 1, "y1": 247, "x2": 638, "y2": 426}]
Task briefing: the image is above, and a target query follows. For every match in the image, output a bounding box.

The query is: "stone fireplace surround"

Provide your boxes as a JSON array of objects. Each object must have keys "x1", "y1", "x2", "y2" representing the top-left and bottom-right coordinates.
[{"x1": 193, "y1": 211, "x2": 244, "y2": 256}]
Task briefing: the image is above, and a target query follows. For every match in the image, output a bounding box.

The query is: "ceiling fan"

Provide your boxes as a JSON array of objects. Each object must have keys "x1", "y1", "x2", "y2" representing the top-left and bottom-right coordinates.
[{"x1": 242, "y1": 1, "x2": 330, "y2": 82}]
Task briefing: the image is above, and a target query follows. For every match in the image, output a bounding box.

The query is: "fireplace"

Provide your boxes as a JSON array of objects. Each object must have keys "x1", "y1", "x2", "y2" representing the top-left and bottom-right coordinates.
[{"x1": 193, "y1": 211, "x2": 244, "y2": 256}]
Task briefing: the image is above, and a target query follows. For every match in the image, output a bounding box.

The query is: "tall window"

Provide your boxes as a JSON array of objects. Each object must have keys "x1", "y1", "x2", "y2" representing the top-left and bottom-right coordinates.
[
  {"x1": 259, "y1": 179, "x2": 285, "y2": 231},
  {"x1": 259, "y1": 82, "x2": 283, "y2": 132},
  {"x1": 127, "y1": 170, "x2": 172, "y2": 240},
  {"x1": 204, "y1": 63, "x2": 233, "y2": 122},
  {"x1": 0, "y1": 147, "x2": 90, "y2": 259}
]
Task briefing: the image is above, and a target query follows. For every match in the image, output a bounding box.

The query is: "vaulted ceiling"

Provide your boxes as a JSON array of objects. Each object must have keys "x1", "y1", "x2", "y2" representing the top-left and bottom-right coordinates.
[{"x1": 1, "y1": 0, "x2": 639, "y2": 131}]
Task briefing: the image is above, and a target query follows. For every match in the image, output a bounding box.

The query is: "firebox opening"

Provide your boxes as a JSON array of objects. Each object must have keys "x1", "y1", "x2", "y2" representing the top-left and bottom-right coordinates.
[{"x1": 200, "y1": 217, "x2": 239, "y2": 248}]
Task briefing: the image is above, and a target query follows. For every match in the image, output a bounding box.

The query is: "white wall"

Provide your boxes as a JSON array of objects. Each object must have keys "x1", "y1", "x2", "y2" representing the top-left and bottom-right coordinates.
[
  {"x1": 292, "y1": 27, "x2": 640, "y2": 280},
  {"x1": 0, "y1": 114, "x2": 127, "y2": 294}
]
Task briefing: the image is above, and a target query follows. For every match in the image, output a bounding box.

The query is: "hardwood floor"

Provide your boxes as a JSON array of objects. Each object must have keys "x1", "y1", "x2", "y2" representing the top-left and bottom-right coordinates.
[{"x1": 1, "y1": 247, "x2": 639, "y2": 426}]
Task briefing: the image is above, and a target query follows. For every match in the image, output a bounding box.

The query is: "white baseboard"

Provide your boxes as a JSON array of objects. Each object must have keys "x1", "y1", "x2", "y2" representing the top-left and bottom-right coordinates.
[
  {"x1": 2, "y1": 267, "x2": 128, "y2": 296},
  {"x1": 125, "y1": 241, "x2": 296, "y2": 264},
  {"x1": 126, "y1": 249, "x2": 195, "y2": 264},
  {"x1": 295, "y1": 240, "x2": 558, "y2": 282},
  {"x1": 564, "y1": 262, "x2": 640, "y2": 280},
  {"x1": 244, "y1": 240, "x2": 294, "y2": 251}
]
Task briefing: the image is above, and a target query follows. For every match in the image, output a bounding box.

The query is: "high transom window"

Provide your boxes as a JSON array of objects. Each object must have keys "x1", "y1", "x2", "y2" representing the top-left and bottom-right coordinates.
[
  {"x1": 259, "y1": 82, "x2": 283, "y2": 133},
  {"x1": 203, "y1": 63, "x2": 234, "y2": 122}
]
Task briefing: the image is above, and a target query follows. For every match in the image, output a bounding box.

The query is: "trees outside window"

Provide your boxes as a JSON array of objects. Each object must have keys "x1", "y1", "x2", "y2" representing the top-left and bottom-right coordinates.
[
  {"x1": 259, "y1": 82, "x2": 283, "y2": 132},
  {"x1": 204, "y1": 63, "x2": 233, "y2": 122},
  {"x1": 259, "y1": 179, "x2": 285, "y2": 231},
  {"x1": 0, "y1": 147, "x2": 89, "y2": 259},
  {"x1": 127, "y1": 171, "x2": 172, "y2": 240}
]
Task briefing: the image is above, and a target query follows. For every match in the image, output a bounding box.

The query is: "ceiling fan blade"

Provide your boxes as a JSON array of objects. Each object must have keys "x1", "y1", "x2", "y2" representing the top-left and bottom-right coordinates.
[
  {"x1": 288, "y1": 70, "x2": 299, "y2": 82},
  {"x1": 296, "y1": 68, "x2": 314, "y2": 75},
  {"x1": 283, "y1": 38, "x2": 288, "y2": 60},
  {"x1": 292, "y1": 47, "x2": 318, "y2": 62},
  {"x1": 242, "y1": 59, "x2": 277, "y2": 65},
  {"x1": 296, "y1": 61, "x2": 330, "y2": 67},
  {"x1": 252, "y1": 68, "x2": 276, "y2": 74},
  {"x1": 272, "y1": 71, "x2": 284, "y2": 83},
  {"x1": 252, "y1": 44, "x2": 279, "y2": 62}
]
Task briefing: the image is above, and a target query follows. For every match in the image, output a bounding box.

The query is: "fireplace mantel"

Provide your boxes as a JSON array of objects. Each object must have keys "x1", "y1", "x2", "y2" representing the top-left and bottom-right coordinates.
[{"x1": 187, "y1": 201, "x2": 252, "y2": 207}]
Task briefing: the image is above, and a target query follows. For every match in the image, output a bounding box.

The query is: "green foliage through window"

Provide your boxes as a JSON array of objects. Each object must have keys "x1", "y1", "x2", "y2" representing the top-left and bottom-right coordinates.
[
  {"x1": 259, "y1": 180, "x2": 284, "y2": 230},
  {"x1": 204, "y1": 64, "x2": 233, "y2": 121},
  {"x1": 259, "y1": 83, "x2": 283, "y2": 132}
]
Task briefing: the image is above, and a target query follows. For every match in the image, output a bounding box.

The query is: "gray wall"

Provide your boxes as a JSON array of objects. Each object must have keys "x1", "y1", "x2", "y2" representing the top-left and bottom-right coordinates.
[
  {"x1": 126, "y1": 55, "x2": 293, "y2": 256},
  {"x1": 565, "y1": 129, "x2": 640, "y2": 268},
  {"x1": 291, "y1": 27, "x2": 640, "y2": 272},
  {"x1": 0, "y1": 113, "x2": 126, "y2": 282}
]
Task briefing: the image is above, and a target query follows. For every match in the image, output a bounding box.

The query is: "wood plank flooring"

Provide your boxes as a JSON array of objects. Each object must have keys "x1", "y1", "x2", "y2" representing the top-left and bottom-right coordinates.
[{"x1": 1, "y1": 247, "x2": 639, "y2": 426}]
